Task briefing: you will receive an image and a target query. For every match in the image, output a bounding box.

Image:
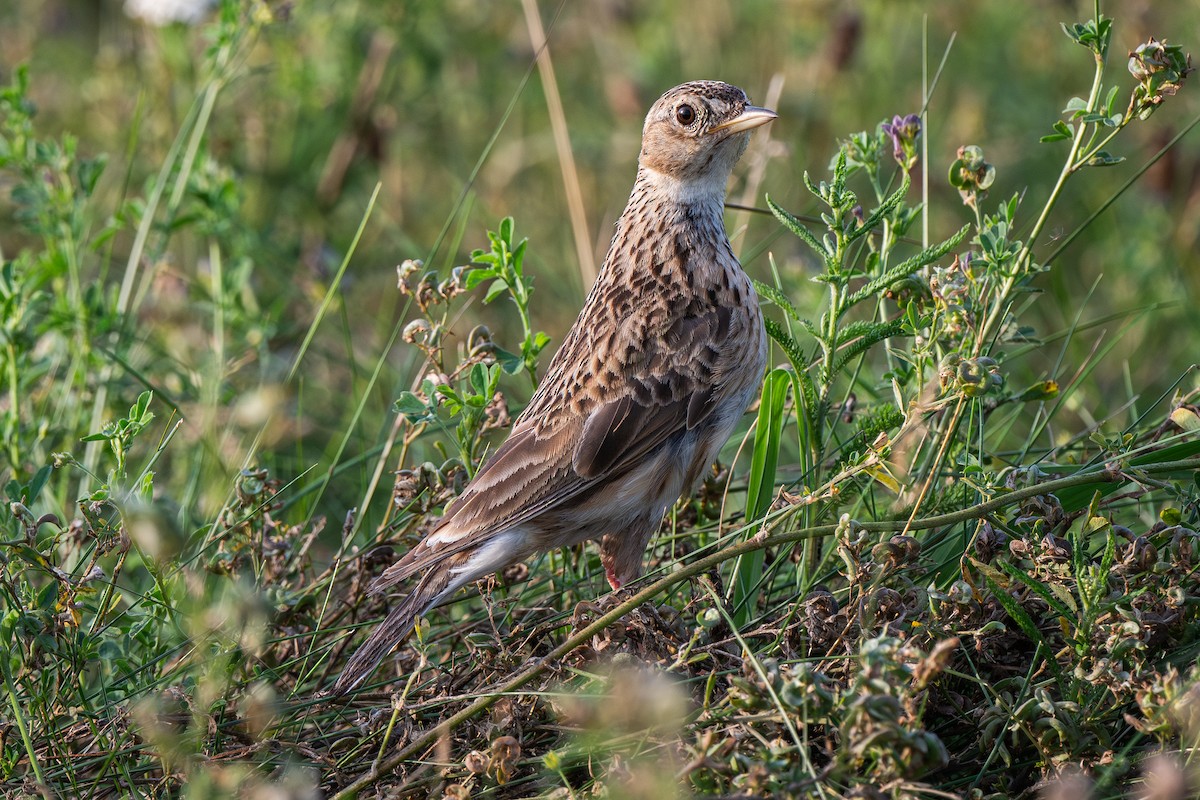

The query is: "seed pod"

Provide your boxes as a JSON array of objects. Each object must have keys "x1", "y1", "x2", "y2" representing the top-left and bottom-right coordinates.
[
  {"x1": 402, "y1": 319, "x2": 431, "y2": 345},
  {"x1": 396, "y1": 258, "x2": 423, "y2": 292}
]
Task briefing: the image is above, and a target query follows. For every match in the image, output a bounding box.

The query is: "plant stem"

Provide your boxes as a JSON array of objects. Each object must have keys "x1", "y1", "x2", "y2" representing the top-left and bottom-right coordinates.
[
  {"x1": 3, "y1": 659, "x2": 44, "y2": 786},
  {"x1": 975, "y1": 30, "x2": 1107, "y2": 355}
]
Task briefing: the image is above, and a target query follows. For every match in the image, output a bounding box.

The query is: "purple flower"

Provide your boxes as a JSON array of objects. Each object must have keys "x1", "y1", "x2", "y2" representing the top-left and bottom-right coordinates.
[{"x1": 881, "y1": 114, "x2": 922, "y2": 170}]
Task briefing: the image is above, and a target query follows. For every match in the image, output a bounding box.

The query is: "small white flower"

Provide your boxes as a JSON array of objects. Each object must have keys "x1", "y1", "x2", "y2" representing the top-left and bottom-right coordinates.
[{"x1": 124, "y1": 0, "x2": 214, "y2": 26}]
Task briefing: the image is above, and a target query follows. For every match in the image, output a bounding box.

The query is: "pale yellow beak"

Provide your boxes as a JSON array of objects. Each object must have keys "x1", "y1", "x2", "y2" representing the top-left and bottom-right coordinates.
[{"x1": 710, "y1": 105, "x2": 778, "y2": 134}]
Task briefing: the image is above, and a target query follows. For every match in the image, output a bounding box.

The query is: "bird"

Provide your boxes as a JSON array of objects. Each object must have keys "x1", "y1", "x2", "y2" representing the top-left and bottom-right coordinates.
[{"x1": 331, "y1": 80, "x2": 775, "y2": 695}]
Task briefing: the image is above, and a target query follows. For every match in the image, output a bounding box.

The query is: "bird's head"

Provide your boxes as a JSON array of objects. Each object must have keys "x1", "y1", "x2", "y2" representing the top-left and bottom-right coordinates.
[{"x1": 638, "y1": 80, "x2": 776, "y2": 199}]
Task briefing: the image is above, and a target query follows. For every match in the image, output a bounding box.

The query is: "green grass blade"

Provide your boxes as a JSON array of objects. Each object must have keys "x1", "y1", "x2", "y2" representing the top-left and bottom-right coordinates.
[{"x1": 729, "y1": 367, "x2": 790, "y2": 624}]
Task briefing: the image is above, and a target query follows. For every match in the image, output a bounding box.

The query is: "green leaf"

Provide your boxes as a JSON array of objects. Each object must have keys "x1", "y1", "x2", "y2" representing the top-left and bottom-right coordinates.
[
  {"x1": 97, "y1": 639, "x2": 123, "y2": 660},
  {"x1": 757, "y1": 284, "x2": 819, "y2": 340},
  {"x1": 77, "y1": 155, "x2": 106, "y2": 196},
  {"x1": 394, "y1": 392, "x2": 429, "y2": 420},
  {"x1": 12, "y1": 544, "x2": 47, "y2": 569},
  {"x1": 1097, "y1": 522, "x2": 1118, "y2": 577},
  {"x1": 0, "y1": 610, "x2": 18, "y2": 648},
  {"x1": 469, "y1": 363, "x2": 489, "y2": 397},
  {"x1": 835, "y1": 319, "x2": 895, "y2": 348},
  {"x1": 464, "y1": 267, "x2": 494, "y2": 289},
  {"x1": 1060, "y1": 21, "x2": 1083, "y2": 44},
  {"x1": 730, "y1": 368, "x2": 790, "y2": 626},
  {"x1": 494, "y1": 346, "x2": 525, "y2": 375},
  {"x1": 1018, "y1": 380, "x2": 1059, "y2": 402},
  {"x1": 26, "y1": 465, "x2": 52, "y2": 504},
  {"x1": 764, "y1": 318, "x2": 808, "y2": 375},
  {"x1": 1050, "y1": 439, "x2": 1200, "y2": 513},
  {"x1": 977, "y1": 566, "x2": 1066, "y2": 686},
  {"x1": 847, "y1": 224, "x2": 970, "y2": 306},
  {"x1": 1085, "y1": 151, "x2": 1125, "y2": 167},
  {"x1": 1170, "y1": 407, "x2": 1200, "y2": 433},
  {"x1": 766, "y1": 195, "x2": 829, "y2": 260},
  {"x1": 1131, "y1": 439, "x2": 1200, "y2": 467},
  {"x1": 832, "y1": 318, "x2": 907, "y2": 375},
  {"x1": 512, "y1": 237, "x2": 528, "y2": 273},
  {"x1": 845, "y1": 171, "x2": 911, "y2": 246},
  {"x1": 132, "y1": 390, "x2": 154, "y2": 425},
  {"x1": 1039, "y1": 132, "x2": 1072, "y2": 144},
  {"x1": 763, "y1": 318, "x2": 819, "y2": 435},
  {"x1": 1063, "y1": 97, "x2": 1089, "y2": 114},
  {"x1": 753, "y1": 279, "x2": 801, "y2": 320},
  {"x1": 746, "y1": 369, "x2": 790, "y2": 523},
  {"x1": 37, "y1": 580, "x2": 58, "y2": 611},
  {"x1": 483, "y1": 278, "x2": 509, "y2": 304},
  {"x1": 993, "y1": 558, "x2": 1075, "y2": 618}
]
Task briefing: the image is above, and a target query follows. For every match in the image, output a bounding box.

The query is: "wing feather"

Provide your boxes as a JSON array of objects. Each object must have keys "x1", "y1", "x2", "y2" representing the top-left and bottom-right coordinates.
[{"x1": 371, "y1": 299, "x2": 751, "y2": 593}]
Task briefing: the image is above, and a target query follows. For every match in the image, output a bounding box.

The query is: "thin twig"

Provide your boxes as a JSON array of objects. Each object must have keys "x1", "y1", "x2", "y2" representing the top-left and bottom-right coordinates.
[
  {"x1": 521, "y1": 0, "x2": 596, "y2": 288},
  {"x1": 731, "y1": 73, "x2": 784, "y2": 260}
]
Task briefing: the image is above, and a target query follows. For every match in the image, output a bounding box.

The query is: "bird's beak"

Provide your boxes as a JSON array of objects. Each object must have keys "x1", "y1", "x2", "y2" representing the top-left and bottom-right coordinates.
[{"x1": 710, "y1": 105, "x2": 778, "y2": 135}]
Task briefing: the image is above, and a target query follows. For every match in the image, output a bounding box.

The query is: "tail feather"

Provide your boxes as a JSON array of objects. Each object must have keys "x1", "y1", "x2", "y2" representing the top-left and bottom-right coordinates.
[
  {"x1": 327, "y1": 530, "x2": 527, "y2": 696},
  {"x1": 328, "y1": 566, "x2": 451, "y2": 696}
]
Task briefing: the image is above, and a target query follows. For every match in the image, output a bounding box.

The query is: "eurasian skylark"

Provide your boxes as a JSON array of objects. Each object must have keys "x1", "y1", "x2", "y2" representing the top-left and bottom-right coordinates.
[{"x1": 332, "y1": 80, "x2": 775, "y2": 695}]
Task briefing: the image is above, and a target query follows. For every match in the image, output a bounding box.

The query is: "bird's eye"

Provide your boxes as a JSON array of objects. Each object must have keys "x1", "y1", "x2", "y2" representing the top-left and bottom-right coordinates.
[{"x1": 675, "y1": 104, "x2": 696, "y2": 126}]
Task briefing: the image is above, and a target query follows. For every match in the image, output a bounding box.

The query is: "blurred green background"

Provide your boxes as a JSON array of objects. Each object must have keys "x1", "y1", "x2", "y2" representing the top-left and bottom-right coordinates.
[{"x1": 2, "y1": 0, "x2": 1198, "y2": 532}]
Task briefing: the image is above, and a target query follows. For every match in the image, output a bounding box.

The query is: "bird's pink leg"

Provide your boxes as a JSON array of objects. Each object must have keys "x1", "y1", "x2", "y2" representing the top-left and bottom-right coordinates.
[{"x1": 605, "y1": 562, "x2": 623, "y2": 591}]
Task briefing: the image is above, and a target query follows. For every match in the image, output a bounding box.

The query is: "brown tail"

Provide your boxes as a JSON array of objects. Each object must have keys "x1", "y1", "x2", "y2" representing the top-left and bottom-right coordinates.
[{"x1": 328, "y1": 565, "x2": 452, "y2": 696}]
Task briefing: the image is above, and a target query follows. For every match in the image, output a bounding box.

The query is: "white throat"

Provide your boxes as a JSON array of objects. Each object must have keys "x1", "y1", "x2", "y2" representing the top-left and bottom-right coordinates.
[{"x1": 638, "y1": 165, "x2": 730, "y2": 209}]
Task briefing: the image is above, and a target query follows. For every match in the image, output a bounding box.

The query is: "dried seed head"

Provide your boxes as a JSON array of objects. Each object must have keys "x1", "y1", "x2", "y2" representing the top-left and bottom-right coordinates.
[
  {"x1": 974, "y1": 521, "x2": 1007, "y2": 562},
  {"x1": 913, "y1": 637, "x2": 959, "y2": 689},
  {"x1": 393, "y1": 469, "x2": 421, "y2": 508},
  {"x1": 402, "y1": 319, "x2": 432, "y2": 345},
  {"x1": 948, "y1": 145, "x2": 996, "y2": 208},
  {"x1": 467, "y1": 324, "x2": 494, "y2": 355},
  {"x1": 396, "y1": 258, "x2": 423, "y2": 292},
  {"x1": 489, "y1": 736, "x2": 521, "y2": 784},
  {"x1": 500, "y1": 562, "x2": 529, "y2": 583},
  {"x1": 1128, "y1": 38, "x2": 1193, "y2": 118},
  {"x1": 463, "y1": 750, "x2": 488, "y2": 775},
  {"x1": 482, "y1": 391, "x2": 511, "y2": 432},
  {"x1": 415, "y1": 274, "x2": 440, "y2": 311}
]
